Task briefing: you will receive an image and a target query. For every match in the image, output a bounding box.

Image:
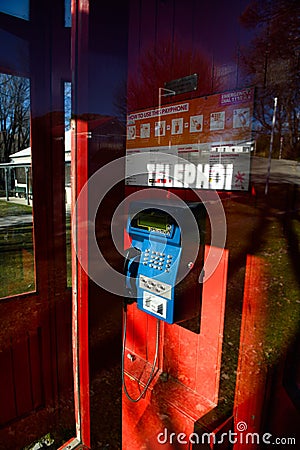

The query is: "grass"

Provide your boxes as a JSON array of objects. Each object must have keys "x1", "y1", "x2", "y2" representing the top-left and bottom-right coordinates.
[
  {"x1": 257, "y1": 215, "x2": 300, "y2": 364},
  {"x1": 0, "y1": 224, "x2": 35, "y2": 297},
  {"x1": 0, "y1": 201, "x2": 35, "y2": 297},
  {"x1": 0, "y1": 198, "x2": 32, "y2": 217},
  {"x1": 0, "y1": 201, "x2": 72, "y2": 297}
]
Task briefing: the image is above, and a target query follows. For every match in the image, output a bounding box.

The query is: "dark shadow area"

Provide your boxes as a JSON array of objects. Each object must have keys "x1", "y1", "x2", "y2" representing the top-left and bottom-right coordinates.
[
  {"x1": 89, "y1": 281, "x2": 122, "y2": 449},
  {"x1": 207, "y1": 180, "x2": 300, "y2": 432}
]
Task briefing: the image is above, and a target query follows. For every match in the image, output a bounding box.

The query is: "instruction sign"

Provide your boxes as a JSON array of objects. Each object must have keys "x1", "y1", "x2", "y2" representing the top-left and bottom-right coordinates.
[{"x1": 126, "y1": 87, "x2": 254, "y2": 191}]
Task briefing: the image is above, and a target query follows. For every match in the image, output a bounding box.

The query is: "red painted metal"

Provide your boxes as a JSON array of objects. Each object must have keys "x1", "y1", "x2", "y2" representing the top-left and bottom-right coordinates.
[
  {"x1": 71, "y1": 119, "x2": 91, "y2": 449},
  {"x1": 233, "y1": 255, "x2": 269, "y2": 449},
  {"x1": 122, "y1": 245, "x2": 228, "y2": 449},
  {"x1": 70, "y1": 0, "x2": 91, "y2": 447}
]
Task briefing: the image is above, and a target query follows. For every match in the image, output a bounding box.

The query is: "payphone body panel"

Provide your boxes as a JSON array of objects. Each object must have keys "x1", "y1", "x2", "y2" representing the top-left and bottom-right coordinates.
[{"x1": 125, "y1": 200, "x2": 205, "y2": 325}]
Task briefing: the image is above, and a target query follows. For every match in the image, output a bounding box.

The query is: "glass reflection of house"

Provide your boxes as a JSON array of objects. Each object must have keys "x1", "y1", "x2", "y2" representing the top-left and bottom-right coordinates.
[
  {"x1": 0, "y1": 130, "x2": 71, "y2": 204},
  {"x1": 0, "y1": 116, "x2": 125, "y2": 205}
]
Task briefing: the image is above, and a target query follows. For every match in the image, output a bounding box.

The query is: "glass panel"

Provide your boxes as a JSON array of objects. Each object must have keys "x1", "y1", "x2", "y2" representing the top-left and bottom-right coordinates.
[
  {"x1": 0, "y1": 0, "x2": 29, "y2": 21},
  {"x1": 0, "y1": 4, "x2": 75, "y2": 449},
  {"x1": 64, "y1": 81, "x2": 72, "y2": 287},
  {"x1": 123, "y1": 0, "x2": 300, "y2": 447},
  {"x1": 0, "y1": 73, "x2": 34, "y2": 298},
  {"x1": 64, "y1": 0, "x2": 72, "y2": 27}
]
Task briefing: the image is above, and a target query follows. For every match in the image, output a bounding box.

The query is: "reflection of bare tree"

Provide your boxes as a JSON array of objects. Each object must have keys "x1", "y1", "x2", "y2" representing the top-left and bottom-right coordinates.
[
  {"x1": 127, "y1": 39, "x2": 222, "y2": 111},
  {"x1": 113, "y1": 79, "x2": 128, "y2": 125},
  {"x1": 240, "y1": 0, "x2": 300, "y2": 159},
  {"x1": 0, "y1": 74, "x2": 30, "y2": 163}
]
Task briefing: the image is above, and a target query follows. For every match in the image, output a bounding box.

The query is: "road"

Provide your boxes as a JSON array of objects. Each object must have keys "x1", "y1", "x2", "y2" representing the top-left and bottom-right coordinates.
[
  {"x1": 251, "y1": 157, "x2": 300, "y2": 185},
  {"x1": 0, "y1": 214, "x2": 33, "y2": 228}
]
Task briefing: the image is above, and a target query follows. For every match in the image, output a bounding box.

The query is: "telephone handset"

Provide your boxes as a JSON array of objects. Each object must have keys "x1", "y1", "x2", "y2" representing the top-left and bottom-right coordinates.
[{"x1": 124, "y1": 246, "x2": 141, "y2": 301}]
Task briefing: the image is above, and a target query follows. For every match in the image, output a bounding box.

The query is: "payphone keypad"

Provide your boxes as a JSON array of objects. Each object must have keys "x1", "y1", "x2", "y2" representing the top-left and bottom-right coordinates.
[{"x1": 142, "y1": 249, "x2": 174, "y2": 273}]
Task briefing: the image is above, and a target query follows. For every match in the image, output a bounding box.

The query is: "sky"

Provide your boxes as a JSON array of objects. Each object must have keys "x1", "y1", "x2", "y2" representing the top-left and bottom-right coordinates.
[
  {"x1": 0, "y1": 0, "x2": 29, "y2": 21},
  {"x1": 0, "y1": 0, "x2": 71, "y2": 26}
]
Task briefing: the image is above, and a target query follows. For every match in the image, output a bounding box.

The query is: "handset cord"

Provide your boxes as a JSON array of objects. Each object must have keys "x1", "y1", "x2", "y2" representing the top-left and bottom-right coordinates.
[{"x1": 122, "y1": 306, "x2": 160, "y2": 403}]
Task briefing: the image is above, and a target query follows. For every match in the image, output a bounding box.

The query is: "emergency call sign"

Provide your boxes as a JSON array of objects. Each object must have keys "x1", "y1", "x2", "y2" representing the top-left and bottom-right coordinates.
[{"x1": 126, "y1": 87, "x2": 254, "y2": 191}]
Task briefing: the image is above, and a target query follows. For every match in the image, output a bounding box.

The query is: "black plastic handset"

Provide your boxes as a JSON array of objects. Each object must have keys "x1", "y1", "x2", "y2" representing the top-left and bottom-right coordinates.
[{"x1": 124, "y1": 247, "x2": 141, "y2": 302}]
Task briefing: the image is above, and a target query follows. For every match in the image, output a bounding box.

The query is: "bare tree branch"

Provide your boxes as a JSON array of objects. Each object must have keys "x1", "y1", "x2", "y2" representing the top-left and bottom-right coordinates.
[{"x1": 0, "y1": 73, "x2": 30, "y2": 163}]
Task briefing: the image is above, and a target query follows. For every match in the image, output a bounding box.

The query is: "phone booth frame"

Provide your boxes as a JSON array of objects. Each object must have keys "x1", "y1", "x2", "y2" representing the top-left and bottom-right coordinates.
[{"x1": 60, "y1": 0, "x2": 91, "y2": 448}]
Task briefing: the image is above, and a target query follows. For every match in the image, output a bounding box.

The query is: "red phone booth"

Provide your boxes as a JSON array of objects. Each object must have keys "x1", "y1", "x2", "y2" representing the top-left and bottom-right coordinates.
[{"x1": 1, "y1": 1, "x2": 300, "y2": 449}]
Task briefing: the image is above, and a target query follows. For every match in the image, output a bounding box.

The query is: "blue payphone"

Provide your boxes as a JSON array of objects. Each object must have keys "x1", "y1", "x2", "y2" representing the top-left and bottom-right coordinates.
[{"x1": 124, "y1": 200, "x2": 205, "y2": 324}]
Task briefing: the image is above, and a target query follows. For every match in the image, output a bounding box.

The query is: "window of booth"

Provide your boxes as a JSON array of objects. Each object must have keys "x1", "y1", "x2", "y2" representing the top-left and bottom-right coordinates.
[
  {"x1": 0, "y1": 2, "x2": 75, "y2": 449},
  {"x1": 64, "y1": 80, "x2": 72, "y2": 287},
  {"x1": 0, "y1": 73, "x2": 34, "y2": 299},
  {"x1": 123, "y1": 0, "x2": 300, "y2": 448}
]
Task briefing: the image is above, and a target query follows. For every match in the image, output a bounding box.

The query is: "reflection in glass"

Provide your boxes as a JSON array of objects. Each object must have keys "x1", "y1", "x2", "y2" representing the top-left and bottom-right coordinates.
[
  {"x1": 64, "y1": 81, "x2": 72, "y2": 287},
  {"x1": 126, "y1": 88, "x2": 254, "y2": 191},
  {"x1": 123, "y1": 0, "x2": 300, "y2": 444},
  {"x1": 64, "y1": 0, "x2": 72, "y2": 28},
  {"x1": 0, "y1": 0, "x2": 29, "y2": 21},
  {"x1": 0, "y1": 74, "x2": 34, "y2": 298}
]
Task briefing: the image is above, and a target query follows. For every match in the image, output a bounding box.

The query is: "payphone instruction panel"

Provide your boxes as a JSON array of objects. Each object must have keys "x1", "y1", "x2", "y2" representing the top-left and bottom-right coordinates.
[{"x1": 126, "y1": 88, "x2": 254, "y2": 191}]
